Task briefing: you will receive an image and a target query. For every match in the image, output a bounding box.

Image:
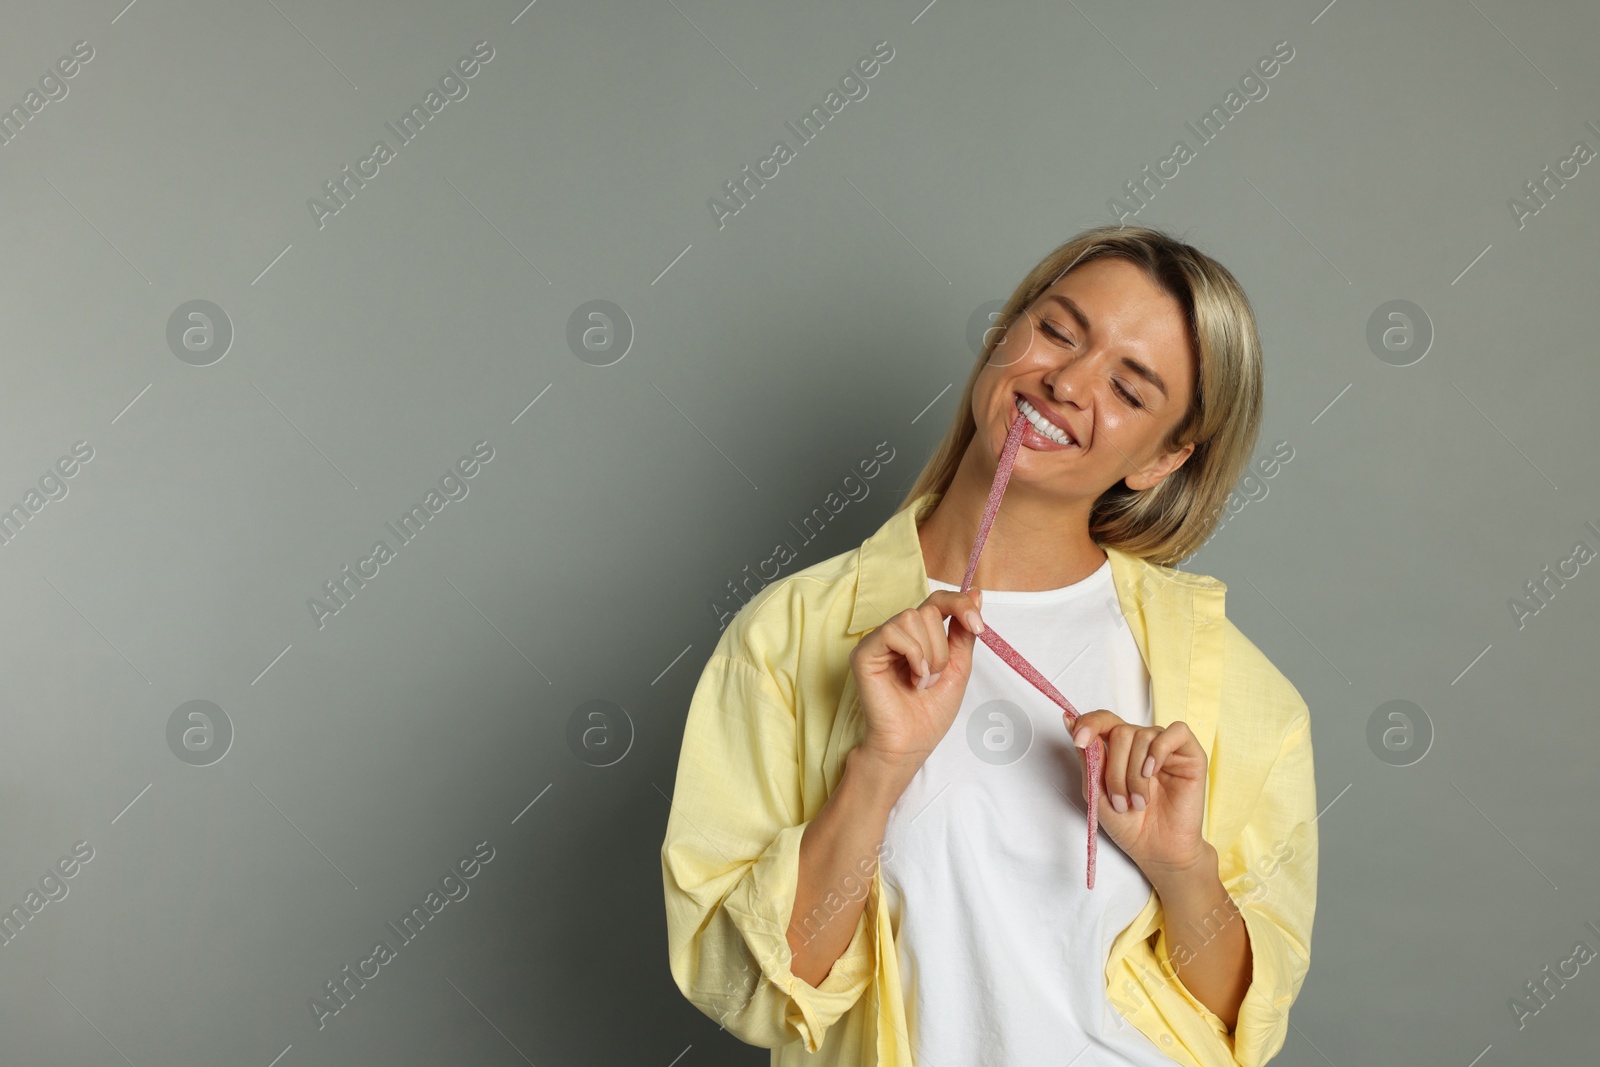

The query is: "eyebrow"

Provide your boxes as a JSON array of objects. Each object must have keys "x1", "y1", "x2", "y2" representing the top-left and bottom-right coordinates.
[{"x1": 1044, "y1": 293, "x2": 1171, "y2": 400}]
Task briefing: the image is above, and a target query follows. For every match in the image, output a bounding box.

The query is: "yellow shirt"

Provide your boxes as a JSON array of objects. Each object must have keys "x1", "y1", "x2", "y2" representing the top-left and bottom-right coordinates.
[{"x1": 661, "y1": 490, "x2": 1318, "y2": 1066}]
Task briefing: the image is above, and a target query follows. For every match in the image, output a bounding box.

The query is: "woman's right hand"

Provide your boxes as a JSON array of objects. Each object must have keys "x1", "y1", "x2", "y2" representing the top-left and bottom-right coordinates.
[{"x1": 849, "y1": 589, "x2": 985, "y2": 775}]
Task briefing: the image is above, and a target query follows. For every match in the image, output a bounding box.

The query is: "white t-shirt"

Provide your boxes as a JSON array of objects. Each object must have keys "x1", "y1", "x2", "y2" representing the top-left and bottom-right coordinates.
[{"x1": 879, "y1": 559, "x2": 1177, "y2": 1066}]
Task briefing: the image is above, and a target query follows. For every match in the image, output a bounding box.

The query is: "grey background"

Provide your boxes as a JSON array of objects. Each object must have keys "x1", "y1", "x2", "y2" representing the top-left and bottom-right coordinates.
[{"x1": 1, "y1": 0, "x2": 1596, "y2": 1064}]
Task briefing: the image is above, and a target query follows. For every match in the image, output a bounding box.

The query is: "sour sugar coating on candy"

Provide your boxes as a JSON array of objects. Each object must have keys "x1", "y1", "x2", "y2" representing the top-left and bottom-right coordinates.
[{"x1": 956, "y1": 411, "x2": 1106, "y2": 889}]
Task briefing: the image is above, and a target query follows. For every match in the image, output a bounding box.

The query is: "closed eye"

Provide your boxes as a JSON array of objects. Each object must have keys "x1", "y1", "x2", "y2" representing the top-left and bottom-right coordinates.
[
  {"x1": 1041, "y1": 319, "x2": 1145, "y2": 409},
  {"x1": 1041, "y1": 319, "x2": 1074, "y2": 348}
]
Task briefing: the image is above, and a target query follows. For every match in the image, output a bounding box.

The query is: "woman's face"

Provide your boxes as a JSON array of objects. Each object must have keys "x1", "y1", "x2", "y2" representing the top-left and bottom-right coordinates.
[{"x1": 972, "y1": 257, "x2": 1197, "y2": 500}]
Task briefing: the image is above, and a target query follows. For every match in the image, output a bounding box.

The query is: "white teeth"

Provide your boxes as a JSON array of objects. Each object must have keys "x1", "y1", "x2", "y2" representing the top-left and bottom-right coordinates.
[{"x1": 1016, "y1": 396, "x2": 1075, "y2": 446}]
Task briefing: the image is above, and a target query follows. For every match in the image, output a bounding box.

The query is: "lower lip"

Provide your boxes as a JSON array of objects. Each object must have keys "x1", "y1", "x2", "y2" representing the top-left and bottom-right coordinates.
[{"x1": 1011, "y1": 396, "x2": 1078, "y2": 452}]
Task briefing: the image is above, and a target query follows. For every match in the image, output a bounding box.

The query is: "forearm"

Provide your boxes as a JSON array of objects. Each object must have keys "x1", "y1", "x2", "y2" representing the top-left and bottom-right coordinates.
[
  {"x1": 1148, "y1": 843, "x2": 1252, "y2": 1031},
  {"x1": 787, "y1": 746, "x2": 912, "y2": 986}
]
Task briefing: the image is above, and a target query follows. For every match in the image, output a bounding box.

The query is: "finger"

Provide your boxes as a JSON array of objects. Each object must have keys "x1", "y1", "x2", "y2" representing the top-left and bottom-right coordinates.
[
  {"x1": 1068, "y1": 709, "x2": 1119, "y2": 750},
  {"x1": 1125, "y1": 727, "x2": 1161, "y2": 811},
  {"x1": 912, "y1": 590, "x2": 986, "y2": 681},
  {"x1": 1070, "y1": 710, "x2": 1116, "y2": 804},
  {"x1": 1100, "y1": 723, "x2": 1135, "y2": 810},
  {"x1": 906, "y1": 604, "x2": 954, "y2": 685},
  {"x1": 1145, "y1": 720, "x2": 1204, "y2": 778},
  {"x1": 920, "y1": 589, "x2": 986, "y2": 638},
  {"x1": 911, "y1": 602, "x2": 952, "y2": 676},
  {"x1": 877, "y1": 613, "x2": 933, "y2": 683}
]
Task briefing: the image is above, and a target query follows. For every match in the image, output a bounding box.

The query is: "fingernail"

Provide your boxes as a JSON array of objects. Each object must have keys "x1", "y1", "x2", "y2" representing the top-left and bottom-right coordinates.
[
  {"x1": 1111, "y1": 793, "x2": 1128, "y2": 813},
  {"x1": 963, "y1": 610, "x2": 985, "y2": 634},
  {"x1": 1142, "y1": 755, "x2": 1155, "y2": 777},
  {"x1": 925, "y1": 671, "x2": 941, "y2": 688},
  {"x1": 1131, "y1": 793, "x2": 1146, "y2": 811},
  {"x1": 1073, "y1": 726, "x2": 1090, "y2": 748}
]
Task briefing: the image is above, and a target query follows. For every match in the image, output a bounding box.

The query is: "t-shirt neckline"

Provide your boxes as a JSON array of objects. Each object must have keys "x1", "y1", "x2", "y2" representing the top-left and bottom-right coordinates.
[{"x1": 925, "y1": 557, "x2": 1111, "y2": 605}]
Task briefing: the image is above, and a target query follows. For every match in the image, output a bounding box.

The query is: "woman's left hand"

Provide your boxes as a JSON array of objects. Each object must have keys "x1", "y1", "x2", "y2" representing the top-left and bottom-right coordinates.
[{"x1": 1067, "y1": 710, "x2": 1210, "y2": 878}]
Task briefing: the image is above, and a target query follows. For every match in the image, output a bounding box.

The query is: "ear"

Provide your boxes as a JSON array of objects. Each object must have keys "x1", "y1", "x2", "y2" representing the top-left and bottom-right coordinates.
[{"x1": 1124, "y1": 440, "x2": 1196, "y2": 492}]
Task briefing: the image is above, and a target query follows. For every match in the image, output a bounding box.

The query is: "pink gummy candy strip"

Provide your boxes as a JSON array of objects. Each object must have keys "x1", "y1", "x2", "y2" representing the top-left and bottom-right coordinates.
[{"x1": 957, "y1": 411, "x2": 1105, "y2": 889}]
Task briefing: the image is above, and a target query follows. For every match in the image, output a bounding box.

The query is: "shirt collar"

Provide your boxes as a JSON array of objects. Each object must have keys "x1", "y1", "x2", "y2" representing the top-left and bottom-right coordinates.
[{"x1": 848, "y1": 490, "x2": 1226, "y2": 779}]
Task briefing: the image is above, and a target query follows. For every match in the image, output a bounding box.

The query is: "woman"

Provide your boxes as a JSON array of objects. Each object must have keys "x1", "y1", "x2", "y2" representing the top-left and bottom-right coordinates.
[{"x1": 662, "y1": 225, "x2": 1318, "y2": 1067}]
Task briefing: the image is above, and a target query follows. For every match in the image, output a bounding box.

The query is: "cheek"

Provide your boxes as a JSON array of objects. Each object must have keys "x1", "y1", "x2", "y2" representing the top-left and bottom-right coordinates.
[
  {"x1": 1092, "y1": 414, "x2": 1162, "y2": 468},
  {"x1": 970, "y1": 368, "x2": 997, "y2": 417},
  {"x1": 1096, "y1": 411, "x2": 1135, "y2": 443},
  {"x1": 975, "y1": 363, "x2": 1015, "y2": 416},
  {"x1": 990, "y1": 317, "x2": 1040, "y2": 370}
]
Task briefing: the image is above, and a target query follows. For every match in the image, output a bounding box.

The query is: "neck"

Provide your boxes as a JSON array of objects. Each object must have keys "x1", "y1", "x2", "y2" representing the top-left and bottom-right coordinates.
[{"x1": 917, "y1": 445, "x2": 1108, "y2": 592}]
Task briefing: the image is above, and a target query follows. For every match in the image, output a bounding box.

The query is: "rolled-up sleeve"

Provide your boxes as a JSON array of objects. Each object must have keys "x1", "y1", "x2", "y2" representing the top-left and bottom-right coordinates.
[
  {"x1": 1158, "y1": 711, "x2": 1318, "y2": 1066},
  {"x1": 661, "y1": 645, "x2": 877, "y2": 1052}
]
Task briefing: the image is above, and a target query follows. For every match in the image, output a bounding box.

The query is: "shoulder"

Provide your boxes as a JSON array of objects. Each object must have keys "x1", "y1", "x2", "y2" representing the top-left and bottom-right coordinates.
[
  {"x1": 709, "y1": 542, "x2": 863, "y2": 709},
  {"x1": 1147, "y1": 555, "x2": 1309, "y2": 740},
  {"x1": 721, "y1": 543, "x2": 859, "y2": 643},
  {"x1": 1145, "y1": 557, "x2": 1229, "y2": 594},
  {"x1": 1214, "y1": 610, "x2": 1312, "y2": 747},
  {"x1": 1107, "y1": 544, "x2": 1227, "y2": 606}
]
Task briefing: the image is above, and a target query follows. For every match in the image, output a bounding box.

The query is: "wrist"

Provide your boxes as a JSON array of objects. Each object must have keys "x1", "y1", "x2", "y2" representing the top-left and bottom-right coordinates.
[
  {"x1": 1146, "y1": 841, "x2": 1219, "y2": 892},
  {"x1": 845, "y1": 745, "x2": 919, "y2": 810}
]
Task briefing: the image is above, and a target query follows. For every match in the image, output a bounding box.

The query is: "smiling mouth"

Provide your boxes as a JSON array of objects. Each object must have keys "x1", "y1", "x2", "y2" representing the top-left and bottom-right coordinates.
[{"x1": 1013, "y1": 393, "x2": 1078, "y2": 447}]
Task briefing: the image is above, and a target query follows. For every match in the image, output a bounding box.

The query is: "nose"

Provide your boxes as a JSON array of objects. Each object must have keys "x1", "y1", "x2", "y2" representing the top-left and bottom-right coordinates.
[{"x1": 1042, "y1": 354, "x2": 1088, "y2": 406}]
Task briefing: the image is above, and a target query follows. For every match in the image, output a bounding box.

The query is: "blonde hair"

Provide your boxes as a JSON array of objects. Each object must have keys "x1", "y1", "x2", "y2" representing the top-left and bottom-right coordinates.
[{"x1": 896, "y1": 224, "x2": 1264, "y2": 566}]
